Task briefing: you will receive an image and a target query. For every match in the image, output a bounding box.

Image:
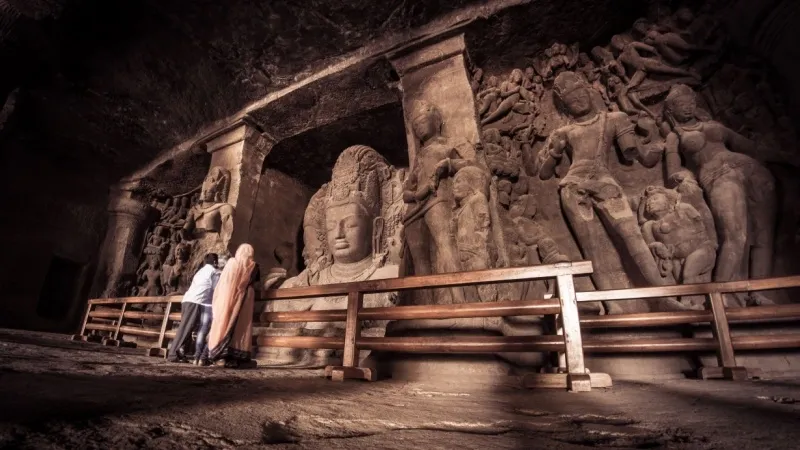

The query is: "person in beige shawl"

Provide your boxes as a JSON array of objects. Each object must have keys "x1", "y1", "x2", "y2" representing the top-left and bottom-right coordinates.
[{"x1": 207, "y1": 243, "x2": 260, "y2": 368}]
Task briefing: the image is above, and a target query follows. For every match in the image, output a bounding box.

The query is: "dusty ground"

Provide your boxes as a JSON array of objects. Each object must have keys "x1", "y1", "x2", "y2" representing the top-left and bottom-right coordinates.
[{"x1": 0, "y1": 329, "x2": 799, "y2": 449}]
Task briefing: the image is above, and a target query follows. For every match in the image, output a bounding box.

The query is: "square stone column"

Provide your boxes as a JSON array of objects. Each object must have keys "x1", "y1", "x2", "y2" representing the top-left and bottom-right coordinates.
[
  {"x1": 203, "y1": 119, "x2": 274, "y2": 251},
  {"x1": 390, "y1": 33, "x2": 480, "y2": 166},
  {"x1": 90, "y1": 182, "x2": 158, "y2": 298}
]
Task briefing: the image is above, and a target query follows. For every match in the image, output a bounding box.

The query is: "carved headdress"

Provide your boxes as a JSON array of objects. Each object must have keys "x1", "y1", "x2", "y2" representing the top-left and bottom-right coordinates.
[
  {"x1": 553, "y1": 71, "x2": 588, "y2": 100},
  {"x1": 302, "y1": 145, "x2": 405, "y2": 270},
  {"x1": 326, "y1": 145, "x2": 387, "y2": 218},
  {"x1": 664, "y1": 83, "x2": 696, "y2": 111},
  {"x1": 202, "y1": 167, "x2": 231, "y2": 203}
]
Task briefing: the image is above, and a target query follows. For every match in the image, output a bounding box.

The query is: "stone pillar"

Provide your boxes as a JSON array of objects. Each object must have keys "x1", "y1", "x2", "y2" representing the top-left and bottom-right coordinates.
[
  {"x1": 390, "y1": 34, "x2": 480, "y2": 167},
  {"x1": 382, "y1": 35, "x2": 522, "y2": 382},
  {"x1": 90, "y1": 184, "x2": 157, "y2": 298},
  {"x1": 203, "y1": 119, "x2": 273, "y2": 251}
]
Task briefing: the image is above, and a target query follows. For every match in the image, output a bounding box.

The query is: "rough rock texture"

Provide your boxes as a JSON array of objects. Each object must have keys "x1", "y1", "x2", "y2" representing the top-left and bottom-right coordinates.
[{"x1": 3, "y1": 329, "x2": 800, "y2": 449}]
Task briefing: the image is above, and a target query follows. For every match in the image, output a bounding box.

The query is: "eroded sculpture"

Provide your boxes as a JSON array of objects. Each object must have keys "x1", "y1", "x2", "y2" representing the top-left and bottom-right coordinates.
[{"x1": 263, "y1": 145, "x2": 405, "y2": 365}]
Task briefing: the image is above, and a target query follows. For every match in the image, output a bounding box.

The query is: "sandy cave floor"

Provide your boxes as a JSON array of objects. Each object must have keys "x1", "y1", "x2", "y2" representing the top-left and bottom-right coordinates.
[{"x1": 0, "y1": 330, "x2": 799, "y2": 449}]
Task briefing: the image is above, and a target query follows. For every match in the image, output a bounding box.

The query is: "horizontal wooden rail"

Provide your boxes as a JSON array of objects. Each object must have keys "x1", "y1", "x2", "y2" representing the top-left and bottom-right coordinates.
[
  {"x1": 261, "y1": 298, "x2": 562, "y2": 323},
  {"x1": 263, "y1": 261, "x2": 593, "y2": 300},
  {"x1": 258, "y1": 335, "x2": 565, "y2": 353},
  {"x1": 85, "y1": 323, "x2": 162, "y2": 338},
  {"x1": 580, "y1": 304, "x2": 800, "y2": 329},
  {"x1": 257, "y1": 333, "x2": 800, "y2": 354},
  {"x1": 576, "y1": 275, "x2": 800, "y2": 303}
]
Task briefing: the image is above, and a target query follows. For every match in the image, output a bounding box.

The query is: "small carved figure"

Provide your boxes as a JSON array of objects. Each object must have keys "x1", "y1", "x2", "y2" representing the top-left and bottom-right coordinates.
[
  {"x1": 663, "y1": 84, "x2": 777, "y2": 306},
  {"x1": 168, "y1": 197, "x2": 191, "y2": 225},
  {"x1": 160, "y1": 198, "x2": 178, "y2": 223},
  {"x1": 609, "y1": 34, "x2": 699, "y2": 117},
  {"x1": 403, "y1": 101, "x2": 476, "y2": 304},
  {"x1": 533, "y1": 42, "x2": 579, "y2": 79},
  {"x1": 452, "y1": 166, "x2": 497, "y2": 302},
  {"x1": 639, "y1": 185, "x2": 717, "y2": 307},
  {"x1": 538, "y1": 71, "x2": 693, "y2": 313},
  {"x1": 481, "y1": 69, "x2": 535, "y2": 126},
  {"x1": 476, "y1": 75, "x2": 501, "y2": 117},
  {"x1": 138, "y1": 257, "x2": 163, "y2": 297}
]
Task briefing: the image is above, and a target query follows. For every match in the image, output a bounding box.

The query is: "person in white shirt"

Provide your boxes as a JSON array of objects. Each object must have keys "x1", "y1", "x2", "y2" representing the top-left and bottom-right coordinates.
[
  {"x1": 167, "y1": 253, "x2": 220, "y2": 363},
  {"x1": 193, "y1": 255, "x2": 227, "y2": 366}
]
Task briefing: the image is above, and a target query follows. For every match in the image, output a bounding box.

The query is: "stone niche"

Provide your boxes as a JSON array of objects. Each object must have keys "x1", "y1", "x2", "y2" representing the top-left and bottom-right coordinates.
[{"x1": 253, "y1": 103, "x2": 410, "y2": 366}]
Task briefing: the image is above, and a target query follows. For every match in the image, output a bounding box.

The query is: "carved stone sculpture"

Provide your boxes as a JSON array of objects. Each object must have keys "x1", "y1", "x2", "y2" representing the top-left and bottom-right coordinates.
[
  {"x1": 137, "y1": 256, "x2": 163, "y2": 297},
  {"x1": 452, "y1": 166, "x2": 497, "y2": 302},
  {"x1": 537, "y1": 71, "x2": 693, "y2": 313},
  {"x1": 263, "y1": 145, "x2": 404, "y2": 364},
  {"x1": 403, "y1": 100, "x2": 476, "y2": 304},
  {"x1": 663, "y1": 84, "x2": 778, "y2": 306},
  {"x1": 638, "y1": 185, "x2": 717, "y2": 307}
]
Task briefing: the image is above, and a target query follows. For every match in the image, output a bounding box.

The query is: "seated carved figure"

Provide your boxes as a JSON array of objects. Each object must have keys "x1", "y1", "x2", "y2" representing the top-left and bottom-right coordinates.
[{"x1": 263, "y1": 145, "x2": 405, "y2": 365}]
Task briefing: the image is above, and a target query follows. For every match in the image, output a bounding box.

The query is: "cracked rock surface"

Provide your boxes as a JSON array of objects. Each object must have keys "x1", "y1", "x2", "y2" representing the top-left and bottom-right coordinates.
[{"x1": 1, "y1": 329, "x2": 799, "y2": 449}]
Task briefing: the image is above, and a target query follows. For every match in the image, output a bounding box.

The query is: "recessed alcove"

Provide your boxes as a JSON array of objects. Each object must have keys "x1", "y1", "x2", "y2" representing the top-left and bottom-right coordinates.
[{"x1": 249, "y1": 102, "x2": 409, "y2": 276}]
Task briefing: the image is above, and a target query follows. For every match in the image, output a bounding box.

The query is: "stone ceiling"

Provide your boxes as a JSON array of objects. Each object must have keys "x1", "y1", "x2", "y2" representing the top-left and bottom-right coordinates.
[{"x1": 0, "y1": 0, "x2": 692, "y2": 191}]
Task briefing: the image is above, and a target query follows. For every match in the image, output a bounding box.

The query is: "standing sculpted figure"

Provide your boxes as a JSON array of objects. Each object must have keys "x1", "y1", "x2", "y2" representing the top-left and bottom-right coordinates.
[
  {"x1": 403, "y1": 101, "x2": 476, "y2": 304},
  {"x1": 182, "y1": 167, "x2": 234, "y2": 250},
  {"x1": 537, "y1": 71, "x2": 693, "y2": 312},
  {"x1": 663, "y1": 84, "x2": 777, "y2": 306}
]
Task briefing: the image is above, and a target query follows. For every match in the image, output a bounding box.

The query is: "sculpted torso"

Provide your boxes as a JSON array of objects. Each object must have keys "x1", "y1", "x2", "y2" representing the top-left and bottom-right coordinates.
[{"x1": 647, "y1": 204, "x2": 709, "y2": 259}]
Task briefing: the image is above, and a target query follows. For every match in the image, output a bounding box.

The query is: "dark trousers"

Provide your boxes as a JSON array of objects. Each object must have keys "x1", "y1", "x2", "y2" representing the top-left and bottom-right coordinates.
[{"x1": 167, "y1": 302, "x2": 201, "y2": 361}]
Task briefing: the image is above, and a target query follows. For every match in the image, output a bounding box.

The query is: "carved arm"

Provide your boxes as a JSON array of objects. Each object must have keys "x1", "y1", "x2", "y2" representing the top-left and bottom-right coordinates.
[{"x1": 538, "y1": 130, "x2": 567, "y2": 180}]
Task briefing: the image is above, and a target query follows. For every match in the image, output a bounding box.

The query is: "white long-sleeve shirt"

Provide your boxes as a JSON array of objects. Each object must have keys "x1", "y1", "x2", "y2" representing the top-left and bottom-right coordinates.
[{"x1": 182, "y1": 264, "x2": 220, "y2": 307}]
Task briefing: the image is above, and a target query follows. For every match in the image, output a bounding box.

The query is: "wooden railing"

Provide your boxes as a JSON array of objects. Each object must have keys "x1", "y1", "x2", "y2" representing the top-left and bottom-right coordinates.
[
  {"x1": 72, "y1": 295, "x2": 184, "y2": 357},
  {"x1": 259, "y1": 265, "x2": 800, "y2": 391},
  {"x1": 72, "y1": 263, "x2": 800, "y2": 392},
  {"x1": 259, "y1": 261, "x2": 594, "y2": 389}
]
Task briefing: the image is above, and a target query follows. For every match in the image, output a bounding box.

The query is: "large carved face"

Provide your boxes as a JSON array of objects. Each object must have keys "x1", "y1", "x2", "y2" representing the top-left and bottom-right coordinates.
[
  {"x1": 325, "y1": 203, "x2": 373, "y2": 264},
  {"x1": 561, "y1": 86, "x2": 593, "y2": 117}
]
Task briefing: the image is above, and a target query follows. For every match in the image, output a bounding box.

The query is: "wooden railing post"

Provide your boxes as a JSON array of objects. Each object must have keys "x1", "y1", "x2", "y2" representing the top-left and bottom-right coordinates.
[
  {"x1": 113, "y1": 302, "x2": 127, "y2": 340},
  {"x1": 325, "y1": 291, "x2": 375, "y2": 382},
  {"x1": 700, "y1": 291, "x2": 748, "y2": 380},
  {"x1": 71, "y1": 301, "x2": 98, "y2": 342},
  {"x1": 342, "y1": 291, "x2": 363, "y2": 368},
  {"x1": 147, "y1": 301, "x2": 173, "y2": 358},
  {"x1": 556, "y1": 274, "x2": 590, "y2": 392}
]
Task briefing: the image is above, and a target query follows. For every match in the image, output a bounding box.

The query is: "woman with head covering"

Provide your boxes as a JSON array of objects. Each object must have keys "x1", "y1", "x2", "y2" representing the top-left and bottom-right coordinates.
[{"x1": 207, "y1": 244, "x2": 260, "y2": 368}]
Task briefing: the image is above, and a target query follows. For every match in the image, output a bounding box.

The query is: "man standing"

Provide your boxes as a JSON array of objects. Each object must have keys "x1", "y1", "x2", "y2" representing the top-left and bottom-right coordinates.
[
  {"x1": 193, "y1": 255, "x2": 227, "y2": 366},
  {"x1": 167, "y1": 253, "x2": 219, "y2": 363}
]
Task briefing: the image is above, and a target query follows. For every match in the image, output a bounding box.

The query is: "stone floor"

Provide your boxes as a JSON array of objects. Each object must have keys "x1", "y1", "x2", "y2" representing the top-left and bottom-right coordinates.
[{"x1": 0, "y1": 329, "x2": 799, "y2": 449}]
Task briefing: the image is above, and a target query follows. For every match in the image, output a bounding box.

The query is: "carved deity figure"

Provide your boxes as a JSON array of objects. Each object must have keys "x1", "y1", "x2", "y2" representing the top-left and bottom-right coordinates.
[
  {"x1": 137, "y1": 257, "x2": 163, "y2": 297},
  {"x1": 481, "y1": 69, "x2": 535, "y2": 126},
  {"x1": 403, "y1": 101, "x2": 477, "y2": 304},
  {"x1": 639, "y1": 185, "x2": 717, "y2": 307},
  {"x1": 182, "y1": 167, "x2": 235, "y2": 249},
  {"x1": 537, "y1": 71, "x2": 693, "y2": 313},
  {"x1": 663, "y1": 84, "x2": 777, "y2": 306},
  {"x1": 263, "y1": 145, "x2": 403, "y2": 364},
  {"x1": 452, "y1": 166, "x2": 497, "y2": 302}
]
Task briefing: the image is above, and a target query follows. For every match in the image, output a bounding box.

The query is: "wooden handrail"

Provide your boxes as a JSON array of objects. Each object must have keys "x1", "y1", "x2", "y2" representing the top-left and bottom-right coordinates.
[
  {"x1": 261, "y1": 298, "x2": 561, "y2": 323},
  {"x1": 74, "y1": 261, "x2": 800, "y2": 391},
  {"x1": 263, "y1": 261, "x2": 594, "y2": 300},
  {"x1": 575, "y1": 275, "x2": 800, "y2": 303}
]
